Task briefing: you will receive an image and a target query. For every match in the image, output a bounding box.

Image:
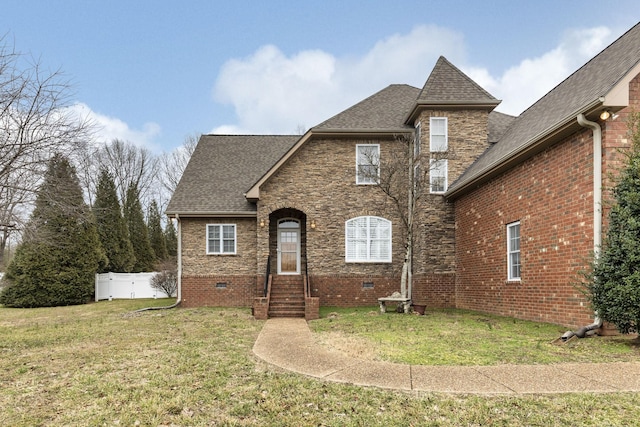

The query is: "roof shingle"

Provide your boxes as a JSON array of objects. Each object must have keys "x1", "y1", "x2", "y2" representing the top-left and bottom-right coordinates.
[
  {"x1": 448, "y1": 23, "x2": 640, "y2": 195},
  {"x1": 166, "y1": 135, "x2": 299, "y2": 215}
]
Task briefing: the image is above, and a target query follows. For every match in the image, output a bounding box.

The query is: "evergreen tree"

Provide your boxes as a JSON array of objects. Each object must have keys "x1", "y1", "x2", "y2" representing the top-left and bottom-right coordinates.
[
  {"x1": 165, "y1": 219, "x2": 177, "y2": 258},
  {"x1": 148, "y1": 199, "x2": 168, "y2": 262},
  {"x1": 123, "y1": 183, "x2": 155, "y2": 272},
  {"x1": 93, "y1": 169, "x2": 135, "y2": 272},
  {"x1": 588, "y1": 112, "x2": 640, "y2": 333},
  {"x1": 0, "y1": 154, "x2": 106, "y2": 307}
]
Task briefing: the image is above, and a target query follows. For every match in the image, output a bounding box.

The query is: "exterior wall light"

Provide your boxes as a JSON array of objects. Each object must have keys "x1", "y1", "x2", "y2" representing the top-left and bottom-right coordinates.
[
  {"x1": 600, "y1": 110, "x2": 611, "y2": 121},
  {"x1": 259, "y1": 219, "x2": 265, "y2": 228},
  {"x1": 310, "y1": 219, "x2": 316, "y2": 229}
]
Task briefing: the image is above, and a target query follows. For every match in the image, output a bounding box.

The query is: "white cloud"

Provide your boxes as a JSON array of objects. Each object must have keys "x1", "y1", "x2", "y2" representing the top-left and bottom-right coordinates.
[
  {"x1": 466, "y1": 26, "x2": 613, "y2": 115},
  {"x1": 68, "y1": 103, "x2": 162, "y2": 151},
  {"x1": 213, "y1": 25, "x2": 616, "y2": 133},
  {"x1": 212, "y1": 25, "x2": 465, "y2": 134}
]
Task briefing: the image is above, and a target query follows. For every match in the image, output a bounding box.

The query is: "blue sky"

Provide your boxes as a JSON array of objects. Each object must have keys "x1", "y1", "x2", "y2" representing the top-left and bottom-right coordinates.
[{"x1": 2, "y1": 1, "x2": 638, "y2": 153}]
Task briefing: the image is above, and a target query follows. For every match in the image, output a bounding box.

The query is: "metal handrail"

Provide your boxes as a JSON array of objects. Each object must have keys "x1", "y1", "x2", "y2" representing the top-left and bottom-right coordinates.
[
  {"x1": 263, "y1": 255, "x2": 271, "y2": 297},
  {"x1": 304, "y1": 258, "x2": 310, "y2": 298}
]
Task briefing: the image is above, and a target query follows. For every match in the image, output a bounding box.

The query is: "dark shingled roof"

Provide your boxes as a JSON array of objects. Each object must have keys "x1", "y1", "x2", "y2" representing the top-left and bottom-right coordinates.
[
  {"x1": 417, "y1": 56, "x2": 500, "y2": 105},
  {"x1": 448, "y1": 22, "x2": 640, "y2": 196},
  {"x1": 488, "y1": 111, "x2": 517, "y2": 143},
  {"x1": 166, "y1": 135, "x2": 299, "y2": 215},
  {"x1": 313, "y1": 84, "x2": 420, "y2": 131}
]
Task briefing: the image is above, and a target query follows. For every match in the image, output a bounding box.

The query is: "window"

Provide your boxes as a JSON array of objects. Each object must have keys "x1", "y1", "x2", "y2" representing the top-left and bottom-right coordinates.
[
  {"x1": 507, "y1": 222, "x2": 521, "y2": 280},
  {"x1": 345, "y1": 216, "x2": 391, "y2": 262},
  {"x1": 430, "y1": 159, "x2": 448, "y2": 193},
  {"x1": 207, "y1": 224, "x2": 236, "y2": 255},
  {"x1": 356, "y1": 144, "x2": 379, "y2": 184},
  {"x1": 430, "y1": 117, "x2": 448, "y2": 151}
]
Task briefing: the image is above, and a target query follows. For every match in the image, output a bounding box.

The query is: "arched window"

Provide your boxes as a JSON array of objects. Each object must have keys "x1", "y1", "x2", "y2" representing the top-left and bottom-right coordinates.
[{"x1": 345, "y1": 216, "x2": 391, "y2": 262}]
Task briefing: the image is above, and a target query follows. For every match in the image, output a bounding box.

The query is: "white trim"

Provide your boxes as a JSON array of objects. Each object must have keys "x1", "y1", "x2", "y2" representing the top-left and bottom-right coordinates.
[
  {"x1": 507, "y1": 221, "x2": 521, "y2": 281},
  {"x1": 429, "y1": 117, "x2": 448, "y2": 152},
  {"x1": 356, "y1": 143, "x2": 380, "y2": 185},
  {"x1": 206, "y1": 223, "x2": 237, "y2": 255},
  {"x1": 429, "y1": 158, "x2": 448, "y2": 193},
  {"x1": 277, "y1": 218, "x2": 300, "y2": 274},
  {"x1": 345, "y1": 216, "x2": 392, "y2": 263}
]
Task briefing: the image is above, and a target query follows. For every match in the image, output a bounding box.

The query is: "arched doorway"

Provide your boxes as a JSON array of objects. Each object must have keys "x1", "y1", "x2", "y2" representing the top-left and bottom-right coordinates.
[{"x1": 277, "y1": 218, "x2": 300, "y2": 274}]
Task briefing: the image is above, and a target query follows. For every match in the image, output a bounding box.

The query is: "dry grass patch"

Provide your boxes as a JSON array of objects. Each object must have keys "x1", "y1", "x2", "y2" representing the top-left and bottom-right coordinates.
[
  {"x1": 2, "y1": 300, "x2": 640, "y2": 426},
  {"x1": 310, "y1": 307, "x2": 640, "y2": 365}
]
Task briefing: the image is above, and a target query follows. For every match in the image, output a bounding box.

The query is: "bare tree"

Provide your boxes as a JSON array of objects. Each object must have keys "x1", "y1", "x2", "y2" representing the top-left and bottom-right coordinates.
[
  {"x1": 359, "y1": 134, "x2": 454, "y2": 300},
  {"x1": 158, "y1": 133, "x2": 198, "y2": 196},
  {"x1": 0, "y1": 36, "x2": 92, "y2": 268},
  {"x1": 97, "y1": 138, "x2": 159, "y2": 207}
]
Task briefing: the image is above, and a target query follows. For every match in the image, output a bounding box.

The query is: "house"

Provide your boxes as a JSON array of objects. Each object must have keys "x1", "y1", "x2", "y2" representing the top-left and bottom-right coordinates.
[{"x1": 167, "y1": 22, "x2": 640, "y2": 328}]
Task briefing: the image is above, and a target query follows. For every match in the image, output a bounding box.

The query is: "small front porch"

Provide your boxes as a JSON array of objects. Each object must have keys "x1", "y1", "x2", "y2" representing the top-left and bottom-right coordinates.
[{"x1": 253, "y1": 207, "x2": 319, "y2": 320}]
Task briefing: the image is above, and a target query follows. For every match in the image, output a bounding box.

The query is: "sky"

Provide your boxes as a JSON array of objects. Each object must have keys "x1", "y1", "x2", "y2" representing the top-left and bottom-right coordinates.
[{"x1": 1, "y1": 1, "x2": 639, "y2": 153}]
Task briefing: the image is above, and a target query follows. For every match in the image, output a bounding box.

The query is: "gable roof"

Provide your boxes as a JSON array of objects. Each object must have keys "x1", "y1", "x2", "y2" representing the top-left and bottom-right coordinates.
[
  {"x1": 313, "y1": 84, "x2": 420, "y2": 133},
  {"x1": 447, "y1": 22, "x2": 640, "y2": 198},
  {"x1": 245, "y1": 84, "x2": 421, "y2": 200},
  {"x1": 406, "y1": 56, "x2": 500, "y2": 123},
  {"x1": 166, "y1": 135, "x2": 299, "y2": 216}
]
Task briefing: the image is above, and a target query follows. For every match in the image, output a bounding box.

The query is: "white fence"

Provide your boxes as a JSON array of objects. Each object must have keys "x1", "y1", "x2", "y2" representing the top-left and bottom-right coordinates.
[{"x1": 95, "y1": 272, "x2": 171, "y2": 301}]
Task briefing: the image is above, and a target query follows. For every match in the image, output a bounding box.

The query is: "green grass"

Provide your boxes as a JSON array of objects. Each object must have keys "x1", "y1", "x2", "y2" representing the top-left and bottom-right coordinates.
[
  {"x1": 0, "y1": 300, "x2": 639, "y2": 426},
  {"x1": 310, "y1": 307, "x2": 640, "y2": 365}
]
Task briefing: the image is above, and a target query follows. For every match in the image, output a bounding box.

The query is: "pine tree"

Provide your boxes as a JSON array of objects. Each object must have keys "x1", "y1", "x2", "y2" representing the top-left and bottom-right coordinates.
[
  {"x1": 148, "y1": 199, "x2": 168, "y2": 262},
  {"x1": 93, "y1": 169, "x2": 135, "y2": 272},
  {"x1": 165, "y1": 220, "x2": 177, "y2": 258},
  {"x1": 588, "y1": 112, "x2": 640, "y2": 333},
  {"x1": 0, "y1": 154, "x2": 107, "y2": 307},
  {"x1": 123, "y1": 183, "x2": 155, "y2": 272}
]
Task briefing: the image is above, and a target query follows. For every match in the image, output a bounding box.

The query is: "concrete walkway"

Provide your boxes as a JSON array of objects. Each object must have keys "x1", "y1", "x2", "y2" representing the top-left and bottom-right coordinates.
[{"x1": 253, "y1": 318, "x2": 640, "y2": 395}]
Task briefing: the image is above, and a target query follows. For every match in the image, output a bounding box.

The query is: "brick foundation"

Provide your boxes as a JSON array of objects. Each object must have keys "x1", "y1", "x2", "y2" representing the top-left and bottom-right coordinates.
[
  {"x1": 412, "y1": 273, "x2": 456, "y2": 308},
  {"x1": 306, "y1": 275, "x2": 399, "y2": 307},
  {"x1": 181, "y1": 275, "x2": 259, "y2": 307}
]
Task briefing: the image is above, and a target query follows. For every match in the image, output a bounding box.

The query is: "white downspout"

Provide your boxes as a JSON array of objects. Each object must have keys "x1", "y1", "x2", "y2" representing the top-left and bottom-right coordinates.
[
  {"x1": 577, "y1": 114, "x2": 603, "y2": 258},
  {"x1": 573, "y1": 113, "x2": 603, "y2": 334},
  {"x1": 176, "y1": 214, "x2": 182, "y2": 304}
]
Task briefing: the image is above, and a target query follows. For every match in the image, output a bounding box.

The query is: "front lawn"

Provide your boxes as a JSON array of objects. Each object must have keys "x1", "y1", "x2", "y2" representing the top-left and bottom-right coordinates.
[
  {"x1": 1, "y1": 300, "x2": 639, "y2": 426},
  {"x1": 310, "y1": 307, "x2": 640, "y2": 365}
]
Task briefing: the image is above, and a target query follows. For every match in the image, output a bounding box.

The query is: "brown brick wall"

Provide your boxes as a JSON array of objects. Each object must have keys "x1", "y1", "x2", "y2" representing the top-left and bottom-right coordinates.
[
  {"x1": 181, "y1": 275, "x2": 259, "y2": 307},
  {"x1": 309, "y1": 274, "x2": 400, "y2": 307},
  {"x1": 454, "y1": 129, "x2": 595, "y2": 328},
  {"x1": 412, "y1": 272, "x2": 456, "y2": 308}
]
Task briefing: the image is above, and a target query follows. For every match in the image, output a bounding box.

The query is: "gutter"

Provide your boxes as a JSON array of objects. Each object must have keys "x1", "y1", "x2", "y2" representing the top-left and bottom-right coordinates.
[
  {"x1": 446, "y1": 99, "x2": 603, "y2": 200},
  {"x1": 561, "y1": 114, "x2": 604, "y2": 339}
]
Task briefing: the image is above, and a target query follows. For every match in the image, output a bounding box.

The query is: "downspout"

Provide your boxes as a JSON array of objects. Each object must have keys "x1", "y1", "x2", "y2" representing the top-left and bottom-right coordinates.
[
  {"x1": 562, "y1": 114, "x2": 604, "y2": 339},
  {"x1": 135, "y1": 214, "x2": 182, "y2": 312}
]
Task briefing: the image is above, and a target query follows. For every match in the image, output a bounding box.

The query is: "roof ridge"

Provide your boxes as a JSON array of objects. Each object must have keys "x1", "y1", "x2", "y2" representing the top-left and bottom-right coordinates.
[{"x1": 417, "y1": 56, "x2": 499, "y2": 104}]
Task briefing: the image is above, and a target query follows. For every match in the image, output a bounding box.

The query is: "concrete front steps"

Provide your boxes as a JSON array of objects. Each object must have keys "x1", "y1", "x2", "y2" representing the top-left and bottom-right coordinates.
[{"x1": 268, "y1": 275, "x2": 305, "y2": 318}]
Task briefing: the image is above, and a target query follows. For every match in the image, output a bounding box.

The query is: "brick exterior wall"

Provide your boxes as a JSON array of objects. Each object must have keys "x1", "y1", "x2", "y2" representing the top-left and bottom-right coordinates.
[
  {"x1": 181, "y1": 274, "x2": 259, "y2": 307},
  {"x1": 453, "y1": 73, "x2": 640, "y2": 329},
  {"x1": 180, "y1": 217, "x2": 261, "y2": 307},
  {"x1": 412, "y1": 273, "x2": 456, "y2": 308},
  {"x1": 412, "y1": 109, "x2": 491, "y2": 275},
  {"x1": 454, "y1": 129, "x2": 596, "y2": 328}
]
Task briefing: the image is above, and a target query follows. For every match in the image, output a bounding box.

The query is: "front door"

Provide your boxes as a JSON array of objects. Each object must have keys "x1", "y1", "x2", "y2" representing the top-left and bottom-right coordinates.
[{"x1": 277, "y1": 219, "x2": 300, "y2": 274}]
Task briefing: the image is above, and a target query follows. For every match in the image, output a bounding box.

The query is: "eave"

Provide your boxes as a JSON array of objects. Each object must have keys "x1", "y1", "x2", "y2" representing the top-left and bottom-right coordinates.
[
  {"x1": 404, "y1": 100, "x2": 501, "y2": 124},
  {"x1": 166, "y1": 211, "x2": 257, "y2": 219},
  {"x1": 445, "y1": 99, "x2": 606, "y2": 200}
]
